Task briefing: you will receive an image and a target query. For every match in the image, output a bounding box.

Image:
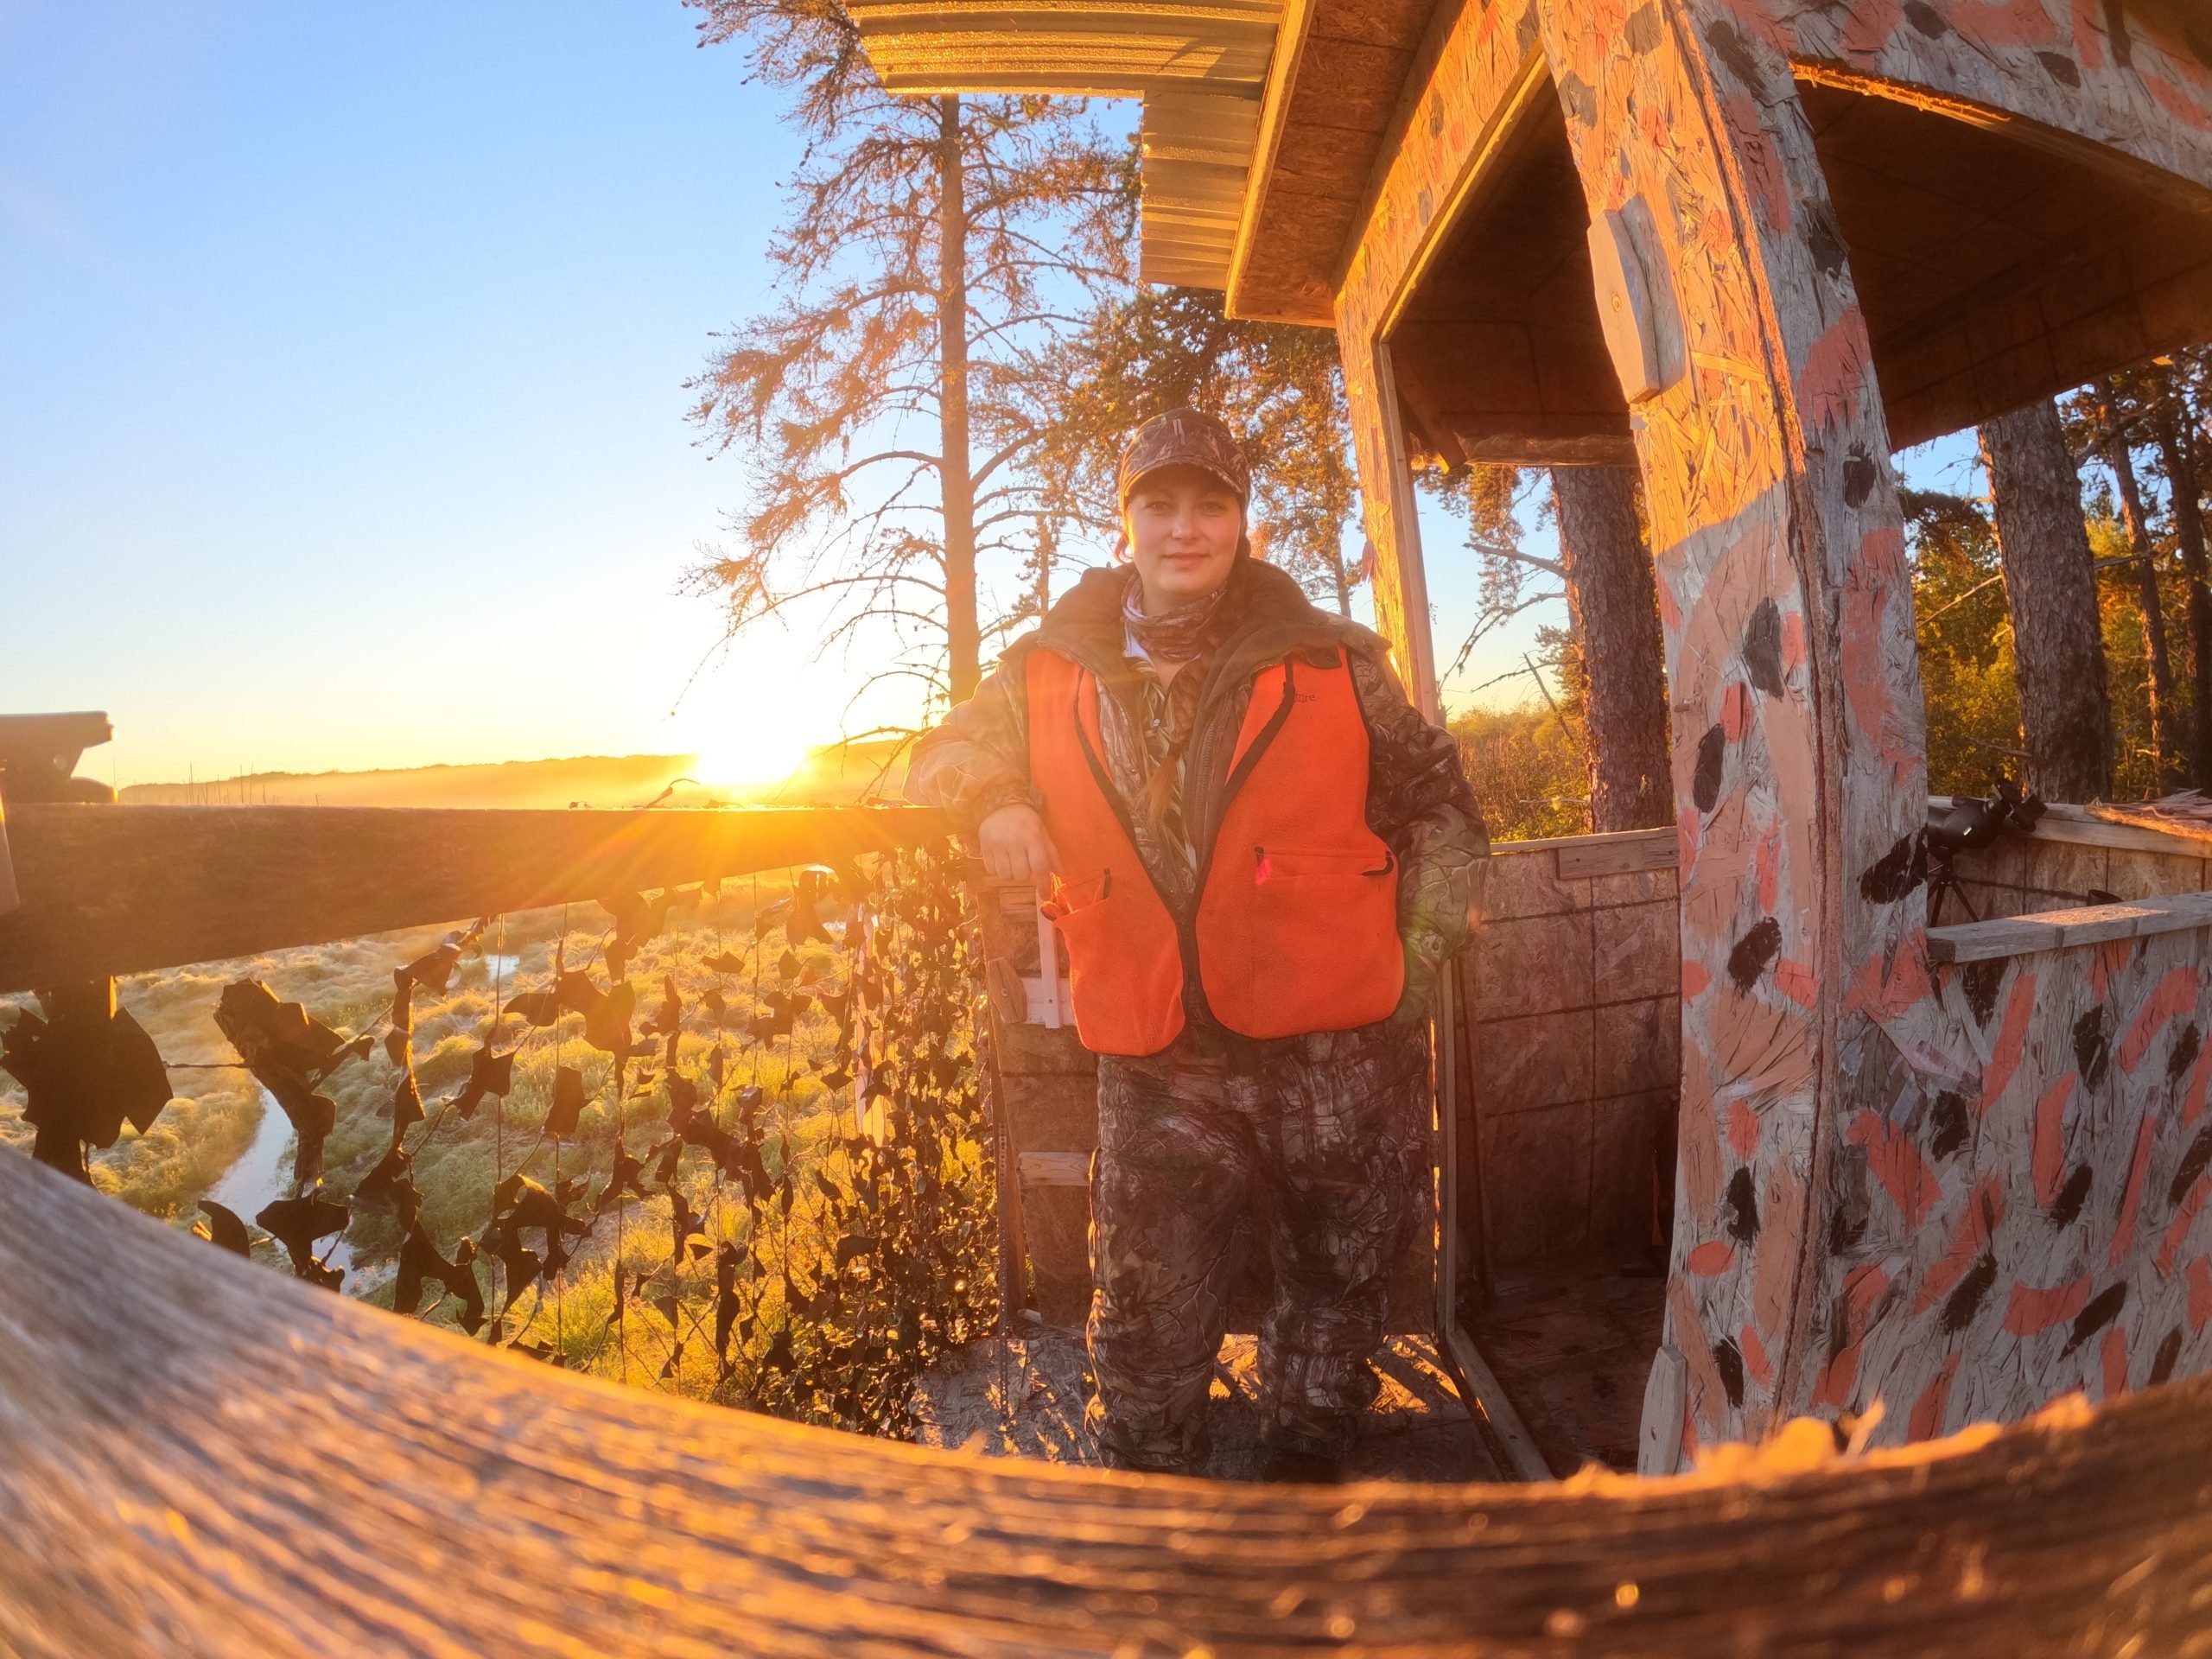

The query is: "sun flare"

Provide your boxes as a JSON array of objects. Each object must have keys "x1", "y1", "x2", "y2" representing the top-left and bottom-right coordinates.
[{"x1": 688, "y1": 725, "x2": 815, "y2": 790}]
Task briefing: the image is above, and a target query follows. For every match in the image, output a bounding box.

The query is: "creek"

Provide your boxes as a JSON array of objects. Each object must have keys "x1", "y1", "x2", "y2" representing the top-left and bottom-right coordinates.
[{"x1": 202, "y1": 1089, "x2": 363, "y2": 1282}]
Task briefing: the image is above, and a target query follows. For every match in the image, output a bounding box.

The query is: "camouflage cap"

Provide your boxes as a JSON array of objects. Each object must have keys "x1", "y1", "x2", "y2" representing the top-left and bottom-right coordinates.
[{"x1": 1116, "y1": 406, "x2": 1251, "y2": 505}]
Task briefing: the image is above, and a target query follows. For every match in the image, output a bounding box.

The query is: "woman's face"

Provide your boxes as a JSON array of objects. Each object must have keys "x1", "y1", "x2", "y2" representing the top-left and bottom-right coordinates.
[{"x1": 1122, "y1": 465, "x2": 1243, "y2": 613}]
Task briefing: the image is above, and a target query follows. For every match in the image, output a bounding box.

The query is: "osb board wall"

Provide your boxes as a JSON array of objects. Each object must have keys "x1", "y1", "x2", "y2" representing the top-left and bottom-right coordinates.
[
  {"x1": 1330, "y1": 0, "x2": 2212, "y2": 1476},
  {"x1": 1793, "y1": 918, "x2": 2212, "y2": 1464},
  {"x1": 1460, "y1": 842, "x2": 1680, "y2": 1272}
]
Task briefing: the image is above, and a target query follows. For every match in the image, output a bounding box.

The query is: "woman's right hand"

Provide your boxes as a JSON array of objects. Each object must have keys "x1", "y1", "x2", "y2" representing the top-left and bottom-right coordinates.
[{"x1": 978, "y1": 804, "x2": 1061, "y2": 885}]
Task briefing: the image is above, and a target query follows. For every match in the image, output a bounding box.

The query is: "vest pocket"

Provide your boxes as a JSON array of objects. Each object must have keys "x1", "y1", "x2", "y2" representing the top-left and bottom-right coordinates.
[
  {"x1": 1039, "y1": 867, "x2": 1112, "y2": 923},
  {"x1": 1249, "y1": 847, "x2": 1395, "y2": 883},
  {"x1": 1207, "y1": 846, "x2": 1402, "y2": 1037}
]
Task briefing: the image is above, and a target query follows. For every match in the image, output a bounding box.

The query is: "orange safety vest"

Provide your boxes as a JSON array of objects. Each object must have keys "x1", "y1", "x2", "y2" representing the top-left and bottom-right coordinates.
[{"x1": 1026, "y1": 645, "x2": 1404, "y2": 1056}]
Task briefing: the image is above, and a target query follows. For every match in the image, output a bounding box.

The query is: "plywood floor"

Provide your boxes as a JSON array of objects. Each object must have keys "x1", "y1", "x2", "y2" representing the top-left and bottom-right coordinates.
[
  {"x1": 913, "y1": 1328, "x2": 1506, "y2": 1482},
  {"x1": 1466, "y1": 1254, "x2": 1668, "y2": 1476}
]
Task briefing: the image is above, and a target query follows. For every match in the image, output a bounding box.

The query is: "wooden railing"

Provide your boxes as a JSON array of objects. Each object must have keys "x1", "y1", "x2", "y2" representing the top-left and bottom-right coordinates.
[
  {"x1": 3, "y1": 1147, "x2": 2209, "y2": 1656},
  {"x1": 0, "y1": 802, "x2": 947, "y2": 990}
]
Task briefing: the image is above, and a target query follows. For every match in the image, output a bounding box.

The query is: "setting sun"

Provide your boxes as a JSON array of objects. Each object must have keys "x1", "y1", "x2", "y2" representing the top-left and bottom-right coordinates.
[{"x1": 687, "y1": 724, "x2": 815, "y2": 790}]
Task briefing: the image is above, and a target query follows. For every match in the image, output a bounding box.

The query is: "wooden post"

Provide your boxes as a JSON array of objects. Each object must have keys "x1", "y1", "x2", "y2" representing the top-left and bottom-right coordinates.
[
  {"x1": 0, "y1": 796, "x2": 16, "y2": 920},
  {"x1": 1345, "y1": 340, "x2": 1444, "y2": 717}
]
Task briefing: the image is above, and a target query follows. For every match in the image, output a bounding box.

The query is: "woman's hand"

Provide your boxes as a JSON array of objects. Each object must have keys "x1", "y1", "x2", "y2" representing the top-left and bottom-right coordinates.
[{"x1": 978, "y1": 804, "x2": 1061, "y2": 885}]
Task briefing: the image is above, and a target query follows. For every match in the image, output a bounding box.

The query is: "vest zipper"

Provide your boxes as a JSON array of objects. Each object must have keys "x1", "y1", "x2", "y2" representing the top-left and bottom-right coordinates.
[
  {"x1": 1179, "y1": 659, "x2": 1299, "y2": 1027},
  {"x1": 1065, "y1": 653, "x2": 1299, "y2": 1036}
]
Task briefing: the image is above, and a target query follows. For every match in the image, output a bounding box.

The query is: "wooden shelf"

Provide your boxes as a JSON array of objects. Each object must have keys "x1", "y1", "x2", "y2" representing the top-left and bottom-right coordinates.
[{"x1": 1927, "y1": 890, "x2": 2212, "y2": 964}]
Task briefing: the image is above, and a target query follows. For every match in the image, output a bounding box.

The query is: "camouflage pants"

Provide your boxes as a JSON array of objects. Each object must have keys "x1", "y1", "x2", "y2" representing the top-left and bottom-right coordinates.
[{"x1": 1084, "y1": 1021, "x2": 1432, "y2": 1473}]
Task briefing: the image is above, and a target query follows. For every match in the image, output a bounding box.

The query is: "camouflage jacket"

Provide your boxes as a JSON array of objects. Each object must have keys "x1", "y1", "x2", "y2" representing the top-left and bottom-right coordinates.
[{"x1": 907, "y1": 561, "x2": 1487, "y2": 1027}]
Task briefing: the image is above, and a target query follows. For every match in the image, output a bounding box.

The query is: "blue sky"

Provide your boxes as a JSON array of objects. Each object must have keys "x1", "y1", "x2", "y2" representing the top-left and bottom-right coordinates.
[
  {"x1": 1, "y1": 1, "x2": 1990, "y2": 785},
  {"x1": 2, "y1": 1, "x2": 816, "y2": 786}
]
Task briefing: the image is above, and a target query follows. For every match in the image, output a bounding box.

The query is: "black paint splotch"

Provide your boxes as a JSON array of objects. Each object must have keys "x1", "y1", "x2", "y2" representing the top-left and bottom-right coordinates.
[
  {"x1": 1859, "y1": 833, "x2": 1925, "y2": 904},
  {"x1": 1556, "y1": 71, "x2": 1597, "y2": 125},
  {"x1": 1713, "y1": 1337, "x2": 1746, "y2": 1409},
  {"x1": 2170, "y1": 1124, "x2": 2212, "y2": 1207},
  {"x1": 1904, "y1": 0, "x2": 1952, "y2": 36},
  {"x1": 1693, "y1": 722, "x2": 1726, "y2": 812},
  {"x1": 1728, "y1": 917, "x2": 1783, "y2": 990},
  {"x1": 1941, "y1": 1253, "x2": 1998, "y2": 1334},
  {"x1": 2051, "y1": 1163, "x2": 2093, "y2": 1229},
  {"x1": 1724, "y1": 1165, "x2": 1760, "y2": 1243},
  {"x1": 1828, "y1": 1147, "x2": 1870, "y2": 1257},
  {"x1": 1842, "y1": 444, "x2": 1878, "y2": 509},
  {"x1": 2060, "y1": 1281, "x2": 2126, "y2": 1357},
  {"x1": 2074, "y1": 1007, "x2": 2110, "y2": 1090},
  {"x1": 1703, "y1": 16, "x2": 1764, "y2": 86},
  {"x1": 1742, "y1": 598, "x2": 1785, "y2": 697},
  {"x1": 1928, "y1": 1090, "x2": 1969, "y2": 1161},
  {"x1": 2169, "y1": 1021, "x2": 2202, "y2": 1085},
  {"x1": 2151, "y1": 1327, "x2": 2184, "y2": 1388},
  {"x1": 1961, "y1": 959, "x2": 2004, "y2": 1027}
]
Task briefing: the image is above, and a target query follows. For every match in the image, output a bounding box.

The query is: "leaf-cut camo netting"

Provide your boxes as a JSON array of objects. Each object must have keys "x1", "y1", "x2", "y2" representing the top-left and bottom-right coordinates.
[{"x1": 3, "y1": 841, "x2": 997, "y2": 1440}]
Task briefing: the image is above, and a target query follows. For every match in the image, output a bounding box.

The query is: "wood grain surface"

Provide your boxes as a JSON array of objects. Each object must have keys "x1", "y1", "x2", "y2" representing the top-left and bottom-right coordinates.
[
  {"x1": 0, "y1": 804, "x2": 947, "y2": 992},
  {"x1": 2, "y1": 1151, "x2": 2209, "y2": 1657}
]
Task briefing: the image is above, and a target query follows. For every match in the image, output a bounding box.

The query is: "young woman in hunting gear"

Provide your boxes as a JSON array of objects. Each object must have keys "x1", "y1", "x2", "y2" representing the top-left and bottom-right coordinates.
[{"x1": 908, "y1": 407, "x2": 1487, "y2": 1480}]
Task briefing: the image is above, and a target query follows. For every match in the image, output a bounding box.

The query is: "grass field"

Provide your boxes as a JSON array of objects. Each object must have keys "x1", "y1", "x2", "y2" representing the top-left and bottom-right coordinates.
[{"x1": 0, "y1": 858, "x2": 986, "y2": 1433}]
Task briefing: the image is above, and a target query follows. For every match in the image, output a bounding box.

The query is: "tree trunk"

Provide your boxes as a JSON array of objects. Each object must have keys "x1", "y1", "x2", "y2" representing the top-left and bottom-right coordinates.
[
  {"x1": 2154, "y1": 399, "x2": 2212, "y2": 788},
  {"x1": 1331, "y1": 520, "x2": 1352, "y2": 619},
  {"x1": 1978, "y1": 401, "x2": 2113, "y2": 803},
  {"x1": 1034, "y1": 515, "x2": 1056, "y2": 618},
  {"x1": 1551, "y1": 467, "x2": 1670, "y2": 831},
  {"x1": 2107, "y1": 425, "x2": 2182, "y2": 793},
  {"x1": 937, "y1": 94, "x2": 980, "y2": 704}
]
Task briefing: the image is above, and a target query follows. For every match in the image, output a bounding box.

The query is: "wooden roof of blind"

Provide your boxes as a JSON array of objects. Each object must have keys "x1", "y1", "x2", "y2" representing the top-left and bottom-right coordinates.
[
  {"x1": 849, "y1": 0, "x2": 1446, "y2": 319},
  {"x1": 847, "y1": 0, "x2": 1286, "y2": 289}
]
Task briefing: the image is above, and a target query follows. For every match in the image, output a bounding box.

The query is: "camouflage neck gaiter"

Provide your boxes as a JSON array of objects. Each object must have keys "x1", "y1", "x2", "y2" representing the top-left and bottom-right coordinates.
[{"x1": 1122, "y1": 569, "x2": 1235, "y2": 849}]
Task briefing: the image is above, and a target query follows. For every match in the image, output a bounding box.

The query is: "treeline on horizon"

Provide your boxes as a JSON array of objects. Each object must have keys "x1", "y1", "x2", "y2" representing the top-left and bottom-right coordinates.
[{"x1": 118, "y1": 741, "x2": 912, "y2": 810}]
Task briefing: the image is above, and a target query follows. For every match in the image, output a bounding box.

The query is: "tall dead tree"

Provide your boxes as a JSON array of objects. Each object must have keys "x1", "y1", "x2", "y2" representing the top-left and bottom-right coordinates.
[
  {"x1": 1551, "y1": 467, "x2": 1670, "y2": 830},
  {"x1": 1979, "y1": 400, "x2": 2113, "y2": 803},
  {"x1": 2155, "y1": 406, "x2": 2212, "y2": 786},
  {"x1": 2152, "y1": 391, "x2": 2210, "y2": 787},
  {"x1": 2105, "y1": 417, "x2": 2183, "y2": 794},
  {"x1": 682, "y1": 1, "x2": 1128, "y2": 713}
]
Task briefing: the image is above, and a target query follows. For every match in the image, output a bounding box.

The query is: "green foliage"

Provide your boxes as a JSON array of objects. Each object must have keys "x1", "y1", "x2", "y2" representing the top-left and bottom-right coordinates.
[
  {"x1": 2059, "y1": 353, "x2": 2212, "y2": 798},
  {"x1": 2088, "y1": 505, "x2": 2202, "y2": 802},
  {"x1": 1902, "y1": 487, "x2": 2022, "y2": 798},
  {"x1": 1450, "y1": 702, "x2": 1591, "y2": 842}
]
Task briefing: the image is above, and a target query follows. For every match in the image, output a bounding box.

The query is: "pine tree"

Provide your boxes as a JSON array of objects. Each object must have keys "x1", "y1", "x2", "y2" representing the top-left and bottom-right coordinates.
[
  {"x1": 1550, "y1": 468, "x2": 1669, "y2": 832},
  {"x1": 1978, "y1": 399, "x2": 2113, "y2": 803}
]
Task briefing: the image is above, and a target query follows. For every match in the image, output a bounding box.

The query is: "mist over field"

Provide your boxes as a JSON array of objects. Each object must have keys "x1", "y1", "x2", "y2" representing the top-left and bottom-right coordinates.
[{"x1": 116, "y1": 741, "x2": 913, "y2": 810}]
